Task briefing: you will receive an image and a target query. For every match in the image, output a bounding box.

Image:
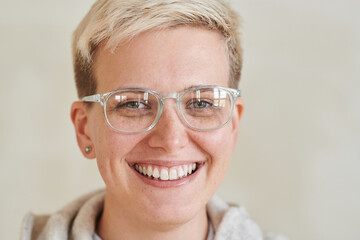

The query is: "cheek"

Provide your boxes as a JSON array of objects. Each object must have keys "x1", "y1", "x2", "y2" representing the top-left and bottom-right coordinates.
[
  {"x1": 191, "y1": 127, "x2": 235, "y2": 185},
  {"x1": 89, "y1": 114, "x2": 142, "y2": 173},
  {"x1": 192, "y1": 128, "x2": 235, "y2": 197},
  {"x1": 193, "y1": 127, "x2": 235, "y2": 161},
  {"x1": 88, "y1": 108, "x2": 142, "y2": 159},
  {"x1": 95, "y1": 131, "x2": 143, "y2": 161},
  {"x1": 94, "y1": 131, "x2": 146, "y2": 189}
]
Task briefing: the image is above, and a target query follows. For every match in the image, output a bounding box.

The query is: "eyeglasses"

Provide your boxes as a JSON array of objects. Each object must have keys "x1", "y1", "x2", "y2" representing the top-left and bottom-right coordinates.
[{"x1": 81, "y1": 85, "x2": 241, "y2": 134}]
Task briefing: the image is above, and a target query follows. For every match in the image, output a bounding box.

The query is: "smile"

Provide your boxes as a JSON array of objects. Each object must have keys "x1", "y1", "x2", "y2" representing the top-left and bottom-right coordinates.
[{"x1": 134, "y1": 163, "x2": 198, "y2": 181}]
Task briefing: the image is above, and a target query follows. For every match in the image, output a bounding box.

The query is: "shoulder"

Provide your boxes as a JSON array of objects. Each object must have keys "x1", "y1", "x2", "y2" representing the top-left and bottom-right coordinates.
[
  {"x1": 20, "y1": 212, "x2": 50, "y2": 240},
  {"x1": 207, "y1": 195, "x2": 287, "y2": 240},
  {"x1": 20, "y1": 189, "x2": 105, "y2": 240}
]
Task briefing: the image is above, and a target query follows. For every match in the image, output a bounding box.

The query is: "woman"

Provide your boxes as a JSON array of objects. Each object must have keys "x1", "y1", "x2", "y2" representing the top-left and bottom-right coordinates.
[{"x1": 21, "y1": 1, "x2": 284, "y2": 239}]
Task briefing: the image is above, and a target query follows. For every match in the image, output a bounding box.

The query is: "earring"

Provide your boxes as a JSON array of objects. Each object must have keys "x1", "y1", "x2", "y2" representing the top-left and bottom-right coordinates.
[{"x1": 85, "y1": 146, "x2": 92, "y2": 154}]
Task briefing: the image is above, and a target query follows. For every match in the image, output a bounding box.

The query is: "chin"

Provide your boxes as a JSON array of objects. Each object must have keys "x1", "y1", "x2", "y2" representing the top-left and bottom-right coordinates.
[{"x1": 141, "y1": 197, "x2": 205, "y2": 227}]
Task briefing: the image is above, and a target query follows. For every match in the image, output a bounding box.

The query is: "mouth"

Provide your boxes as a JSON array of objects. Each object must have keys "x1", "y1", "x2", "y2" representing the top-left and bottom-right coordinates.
[{"x1": 134, "y1": 163, "x2": 199, "y2": 181}]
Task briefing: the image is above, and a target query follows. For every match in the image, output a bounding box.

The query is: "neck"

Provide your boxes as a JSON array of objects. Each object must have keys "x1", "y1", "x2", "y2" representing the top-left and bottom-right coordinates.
[{"x1": 96, "y1": 192, "x2": 209, "y2": 240}]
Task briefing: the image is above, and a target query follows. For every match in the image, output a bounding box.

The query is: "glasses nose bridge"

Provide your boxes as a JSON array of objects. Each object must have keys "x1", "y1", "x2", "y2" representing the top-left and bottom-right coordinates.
[
  {"x1": 156, "y1": 92, "x2": 182, "y2": 124},
  {"x1": 159, "y1": 92, "x2": 180, "y2": 104}
]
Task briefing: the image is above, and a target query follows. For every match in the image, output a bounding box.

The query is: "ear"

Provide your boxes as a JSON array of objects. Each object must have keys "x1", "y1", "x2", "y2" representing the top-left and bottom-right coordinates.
[
  {"x1": 230, "y1": 98, "x2": 244, "y2": 152},
  {"x1": 70, "y1": 101, "x2": 96, "y2": 159}
]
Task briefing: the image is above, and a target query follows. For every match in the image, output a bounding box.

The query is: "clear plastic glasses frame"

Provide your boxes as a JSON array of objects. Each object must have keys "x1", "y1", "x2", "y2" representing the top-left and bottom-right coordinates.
[{"x1": 81, "y1": 85, "x2": 241, "y2": 134}]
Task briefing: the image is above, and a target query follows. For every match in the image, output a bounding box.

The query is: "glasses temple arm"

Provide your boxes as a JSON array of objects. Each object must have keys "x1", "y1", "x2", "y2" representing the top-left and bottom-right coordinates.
[{"x1": 81, "y1": 94, "x2": 101, "y2": 103}]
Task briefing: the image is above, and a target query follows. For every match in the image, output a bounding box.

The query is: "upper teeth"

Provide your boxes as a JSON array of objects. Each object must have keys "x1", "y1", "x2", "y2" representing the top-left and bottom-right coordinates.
[{"x1": 135, "y1": 163, "x2": 197, "y2": 180}]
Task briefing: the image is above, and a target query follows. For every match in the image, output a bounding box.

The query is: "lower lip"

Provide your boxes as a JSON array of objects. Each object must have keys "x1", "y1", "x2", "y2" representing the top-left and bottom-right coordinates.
[{"x1": 132, "y1": 164, "x2": 203, "y2": 188}]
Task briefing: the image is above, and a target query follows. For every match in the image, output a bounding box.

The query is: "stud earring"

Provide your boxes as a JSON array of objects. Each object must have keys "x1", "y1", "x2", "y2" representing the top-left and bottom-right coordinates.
[{"x1": 85, "y1": 146, "x2": 92, "y2": 154}]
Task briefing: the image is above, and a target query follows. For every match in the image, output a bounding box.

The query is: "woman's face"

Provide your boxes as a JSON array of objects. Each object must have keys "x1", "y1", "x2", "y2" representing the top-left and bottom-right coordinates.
[{"x1": 85, "y1": 27, "x2": 243, "y2": 225}]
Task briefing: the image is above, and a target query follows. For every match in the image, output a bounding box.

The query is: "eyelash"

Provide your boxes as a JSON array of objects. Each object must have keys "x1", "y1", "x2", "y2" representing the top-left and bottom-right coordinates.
[
  {"x1": 186, "y1": 99, "x2": 213, "y2": 109},
  {"x1": 115, "y1": 101, "x2": 150, "y2": 110}
]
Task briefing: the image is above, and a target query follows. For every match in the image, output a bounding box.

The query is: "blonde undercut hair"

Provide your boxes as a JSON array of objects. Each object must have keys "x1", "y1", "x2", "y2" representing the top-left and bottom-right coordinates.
[{"x1": 72, "y1": 0, "x2": 242, "y2": 98}]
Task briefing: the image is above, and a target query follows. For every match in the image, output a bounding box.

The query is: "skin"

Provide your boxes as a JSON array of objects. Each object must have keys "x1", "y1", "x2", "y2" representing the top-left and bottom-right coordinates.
[{"x1": 71, "y1": 26, "x2": 244, "y2": 240}]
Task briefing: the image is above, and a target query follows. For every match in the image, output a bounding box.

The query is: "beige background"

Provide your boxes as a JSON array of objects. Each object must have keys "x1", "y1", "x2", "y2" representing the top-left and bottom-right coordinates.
[{"x1": 1, "y1": 0, "x2": 359, "y2": 239}]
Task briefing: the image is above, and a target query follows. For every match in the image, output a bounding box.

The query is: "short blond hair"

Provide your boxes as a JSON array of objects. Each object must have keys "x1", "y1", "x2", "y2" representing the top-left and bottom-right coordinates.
[{"x1": 72, "y1": 0, "x2": 242, "y2": 98}]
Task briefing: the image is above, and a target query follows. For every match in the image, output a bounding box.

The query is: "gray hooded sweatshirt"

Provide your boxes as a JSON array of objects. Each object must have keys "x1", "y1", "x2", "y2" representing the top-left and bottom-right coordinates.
[{"x1": 20, "y1": 189, "x2": 286, "y2": 240}]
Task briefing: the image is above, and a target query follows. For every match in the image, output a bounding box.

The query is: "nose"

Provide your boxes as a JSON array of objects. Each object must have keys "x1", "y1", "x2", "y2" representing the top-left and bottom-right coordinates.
[{"x1": 147, "y1": 100, "x2": 189, "y2": 152}]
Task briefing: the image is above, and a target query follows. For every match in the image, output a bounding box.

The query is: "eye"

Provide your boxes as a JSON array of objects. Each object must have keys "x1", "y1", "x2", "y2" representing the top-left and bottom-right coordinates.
[
  {"x1": 116, "y1": 101, "x2": 149, "y2": 109},
  {"x1": 187, "y1": 100, "x2": 213, "y2": 109}
]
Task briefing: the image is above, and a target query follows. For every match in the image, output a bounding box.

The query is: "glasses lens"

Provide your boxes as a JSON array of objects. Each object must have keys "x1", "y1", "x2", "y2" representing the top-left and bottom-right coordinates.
[
  {"x1": 180, "y1": 87, "x2": 233, "y2": 130},
  {"x1": 105, "y1": 90, "x2": 159, "y2": 132}
]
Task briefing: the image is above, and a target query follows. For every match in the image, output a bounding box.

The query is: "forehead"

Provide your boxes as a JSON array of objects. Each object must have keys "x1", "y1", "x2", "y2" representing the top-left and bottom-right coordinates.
[{"x1": 93, "y1": 26, "x2": 230, "y2": 93}]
